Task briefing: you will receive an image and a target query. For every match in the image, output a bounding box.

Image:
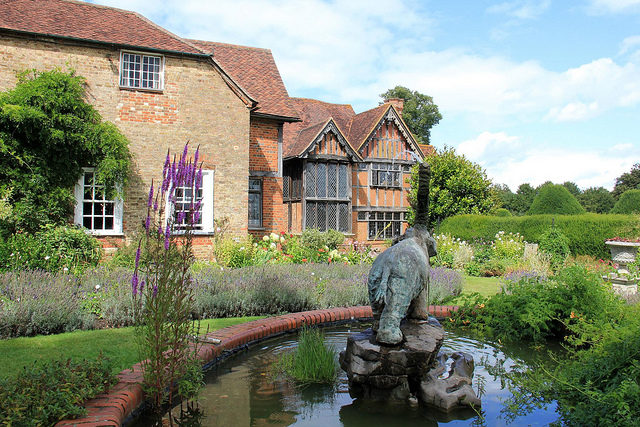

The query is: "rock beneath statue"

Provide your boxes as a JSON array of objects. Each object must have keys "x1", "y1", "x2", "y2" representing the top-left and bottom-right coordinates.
[
  {"x1": 339, "y1": 320, "x2": 445, "y2": 401},
  {"x1": 419, "y1": 351, "x2": 482, "y2": 412}
]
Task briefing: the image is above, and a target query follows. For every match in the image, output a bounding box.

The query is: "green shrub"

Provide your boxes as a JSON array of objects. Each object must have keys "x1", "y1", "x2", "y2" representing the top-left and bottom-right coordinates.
[
  {"x1": 528, "y1": 184, "x2": 585, "y2": 215},
  {"x1": 439, "y1": 214, "x2": 640, "y2": 259},
  {"x1": 539, "y1": 227, "x2": 570, "y2": 271},
  {"x1": 494, "y1": 208, "x2": 512, "y2": 217},
  {"x1": 299, "y1": 229, "x2": 344, "y2": 250},
  {"x1": 0, "y1": 225, "x2": 101, "y2": 273},
  {"x1": 272, "y1": 327, "x2": 337, "y2": 383},
  {"x1": 0, "y1": 354, "x2": 117, "y2": 425},
  {"x1": 610, "y1": 189, "x2": 640, "y2": 214},
  {"x1": 451, "y1": 265, "x2": 625, "y2": 342}
]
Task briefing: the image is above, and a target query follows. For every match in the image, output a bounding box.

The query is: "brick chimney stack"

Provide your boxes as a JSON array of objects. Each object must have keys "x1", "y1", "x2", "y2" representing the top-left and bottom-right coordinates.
[{"x1": 385, "y1": 97, "x2": 405, "y2": 115}]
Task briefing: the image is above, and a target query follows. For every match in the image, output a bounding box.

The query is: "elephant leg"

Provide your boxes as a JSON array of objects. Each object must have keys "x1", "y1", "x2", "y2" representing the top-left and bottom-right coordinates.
[
  {"x1": 371, "y1": 302, "x2": 383, "y2": 332},
  {"x1": 376, "y1": 278, "x2": 411, "y2": 345},
  {"x1": 409, "y1": 285, "x2": 429, "y2": 320}
]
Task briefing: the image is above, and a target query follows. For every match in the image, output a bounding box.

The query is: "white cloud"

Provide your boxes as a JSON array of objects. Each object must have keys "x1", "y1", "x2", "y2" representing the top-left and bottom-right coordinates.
[
  {"x1": 546, "y1": 101, "x2": 599, "y2": 122},
  {"x1": 619, "y1": 35, "x2": 640, "y2": 55},
  {"x1": 487, "y1": 0, "x2": 551, "y2": 19},
  {"x1": 588, "y1": 0, "x2": 640, "y2": 13},
  {"x1": 454, "y1": 132, "x2": 640, "y2": 190}
]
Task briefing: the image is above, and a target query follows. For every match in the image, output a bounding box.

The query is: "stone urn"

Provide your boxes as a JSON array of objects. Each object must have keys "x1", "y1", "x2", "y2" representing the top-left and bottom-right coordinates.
[{"x1": 604, "y1": 240, "x2": 640, "y2": 296}]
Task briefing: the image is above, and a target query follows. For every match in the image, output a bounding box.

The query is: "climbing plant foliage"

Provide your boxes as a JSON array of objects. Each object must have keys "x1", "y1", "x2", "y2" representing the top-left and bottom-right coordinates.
[{"x1": 0, "y1": 69, "x2": 131, "y2": 234}]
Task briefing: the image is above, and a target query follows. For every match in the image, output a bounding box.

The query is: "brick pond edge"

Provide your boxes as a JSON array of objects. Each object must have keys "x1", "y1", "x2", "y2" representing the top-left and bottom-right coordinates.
[{"x1": 56, "y1": 305, "x2": 459, "y2": 426}]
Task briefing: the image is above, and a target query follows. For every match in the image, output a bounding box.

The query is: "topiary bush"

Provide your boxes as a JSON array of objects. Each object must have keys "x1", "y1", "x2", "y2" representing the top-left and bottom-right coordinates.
[
  {"x1": 610, "y1": 189, "x2": 640, "y2": 214},
  {"x1": 494, "y1": 208, "x2": 512, "y2": 217},
  {"x1": 528, "y1": 184, "x2": 585, "y2": 215}
]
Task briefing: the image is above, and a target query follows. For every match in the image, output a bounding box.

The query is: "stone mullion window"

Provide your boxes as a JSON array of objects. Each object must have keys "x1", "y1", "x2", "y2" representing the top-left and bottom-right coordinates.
[{"x1": 370, "y1": 162, "x2": 402, "y2": 188}]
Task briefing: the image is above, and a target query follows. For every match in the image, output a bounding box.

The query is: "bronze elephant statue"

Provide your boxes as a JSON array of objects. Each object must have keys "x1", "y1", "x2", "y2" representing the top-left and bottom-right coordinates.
[{"x1": 368, "y1": 224, "x2": 437, "y2": 345}]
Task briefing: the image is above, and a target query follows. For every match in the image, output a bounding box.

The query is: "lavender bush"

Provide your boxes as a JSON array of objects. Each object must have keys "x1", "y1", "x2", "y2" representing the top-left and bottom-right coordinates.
[{"x1": 428, "y1": 266, "x2": 464, "y2": 304}]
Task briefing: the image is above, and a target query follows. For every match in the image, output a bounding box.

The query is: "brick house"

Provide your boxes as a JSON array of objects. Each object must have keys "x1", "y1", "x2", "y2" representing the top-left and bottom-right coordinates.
[
  {"x1": 0, "y1": 0, "x2": 300, "y2": 256},
  {"x1": 0, "y1": 0, "x2": 432, "y2": 253}
]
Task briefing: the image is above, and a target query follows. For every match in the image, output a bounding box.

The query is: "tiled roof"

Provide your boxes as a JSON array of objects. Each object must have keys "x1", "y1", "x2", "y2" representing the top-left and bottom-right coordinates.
[
  {"x1": 0, "y1": 0, "x2": 205, "y2": 55},
  {"x1": 284, "y1": 98, "x2": 356, "y2": 158},
  {"x1": 346, "y1": 103, "x2": 391, "y2": 150},
  {"x1": 189, "y1": 40, "x2": 298, "y2": 120}
]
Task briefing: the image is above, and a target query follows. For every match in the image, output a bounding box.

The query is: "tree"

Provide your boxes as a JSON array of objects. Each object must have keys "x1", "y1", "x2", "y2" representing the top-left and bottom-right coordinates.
[
  {"x1": 510, "y1": 183, "x2": 536, "y2": 215},
  {"x1": 562, "y1": 181, "x2": 581, "y2": 197},
  {"x1": 380, "y1": 86, "x2": 442, "y2": 144},
  {"x1": 528, "y1": 183, "x2": 585, "y2": 215},
  {"x1": 578, "y1": 187, "x2": 615, "y2": 214},
  {"x1": 492, "y1": 183, "x2": 516, "y2": 212},
  {"x1": 408, "y1": 147, "x2": 497, "y2": 226},
  {"x1": 610, "y1": 189, "x2": 640, "y2": 214},
  {"x1": 612, "y1": 163, "x2": 640, "y2": 199},
  {"x1": 0, "y1": 69, "x2": 131, "y2": 234}
]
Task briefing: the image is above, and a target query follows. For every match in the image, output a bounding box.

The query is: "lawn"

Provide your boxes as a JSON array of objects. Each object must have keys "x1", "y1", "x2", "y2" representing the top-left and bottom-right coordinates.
[
  {"x1": 447, "y1": 275, "x2": 502, "y2": 305},
  {"x1": 0, "y1": 317, "x2": 263, "y2": 379}
]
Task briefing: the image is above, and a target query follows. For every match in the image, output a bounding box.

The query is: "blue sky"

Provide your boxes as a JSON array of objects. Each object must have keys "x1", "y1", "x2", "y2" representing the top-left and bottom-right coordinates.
[{"x1": 91, "y1": 0, "x2": 640, "y2": 191}]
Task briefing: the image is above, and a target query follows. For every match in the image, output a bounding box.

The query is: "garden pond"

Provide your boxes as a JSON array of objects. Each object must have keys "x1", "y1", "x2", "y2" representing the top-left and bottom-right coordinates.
[{"x1": 135, "y1": 322, "x2": 560, "y2": 426}]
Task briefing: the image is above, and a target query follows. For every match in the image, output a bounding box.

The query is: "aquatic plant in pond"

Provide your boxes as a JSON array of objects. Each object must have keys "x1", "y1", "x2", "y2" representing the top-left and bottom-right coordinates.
[
  {"x1": 132, "y1": 143, "x2": 203, "y2": 413},
  {"x1": 272, "y1": 327, "x2": 338, "y2": 384}
]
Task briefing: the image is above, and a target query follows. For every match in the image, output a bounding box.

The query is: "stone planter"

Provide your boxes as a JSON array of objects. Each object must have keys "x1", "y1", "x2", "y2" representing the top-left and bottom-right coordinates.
[{"x1": 604, "y1": 240, "x2": 640, "y2": 296}]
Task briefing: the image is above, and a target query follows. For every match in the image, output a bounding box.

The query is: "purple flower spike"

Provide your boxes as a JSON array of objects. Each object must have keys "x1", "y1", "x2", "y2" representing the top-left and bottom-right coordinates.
[
  {"x1": 194, "y1": 146, "x2": 199, "y2": 168},
  {"x1": 153, "y1": 199, "x2": 159, "y2": 211},
  {"x1": 131, "y1": 273, "x2": 138, "y2": 296},
  {"x1": 147, "y1": 180, "x2": 154, "y2": 207},
  {"x1": 162, "y1": 151, "x2": 170, "y2": 179},
  {"x1": 164, "y1": 223, "x2": 171, "y2": 250},
  {"x1": 135, "y1": 246, "x2": 141, "y2": 269},
  {"x1": 196, "y1": 168, "x2": 203, "y2": 190},
  {"x1": 139, "y1": 280, "x2": 145, "y2": 293},
  {"x1": 153, "y1": 284, "x2": 158, "y2": 297},
  {"x1": 177, "y1": 211, "x2": 186, "y2": 224},
  {"x1": 144, "y1": 215, "x2": 151, "y2": 233}
]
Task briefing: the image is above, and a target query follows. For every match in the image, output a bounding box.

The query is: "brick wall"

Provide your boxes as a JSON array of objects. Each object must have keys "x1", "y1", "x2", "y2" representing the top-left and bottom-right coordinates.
[
  {"x1": 248, "y1": 118, "x2": 286, "y2": 237},
  {"x1": 0, "y1": 35, "x2": 251, "y2": 256}
]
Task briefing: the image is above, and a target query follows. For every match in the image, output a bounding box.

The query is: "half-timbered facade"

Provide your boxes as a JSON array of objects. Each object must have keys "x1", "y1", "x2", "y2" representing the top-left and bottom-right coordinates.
[{"x1": 283, "y1": 98, "x2": 428, "y2": 244}]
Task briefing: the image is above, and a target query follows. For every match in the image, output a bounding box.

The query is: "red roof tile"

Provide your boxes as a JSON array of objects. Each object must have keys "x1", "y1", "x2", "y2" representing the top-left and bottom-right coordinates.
[
  {"x1": 189, "y1": 40, "x2": 298, "y2": 120},
  {"x1": 0, "y1": 0, "x2": 204, "y2": 55},
  {"x1": 283, "y1": 98, "x2": 356, "y2": 158},
  {"x1": 346, "y1": 103, "x2": 391, "y2": 150}
]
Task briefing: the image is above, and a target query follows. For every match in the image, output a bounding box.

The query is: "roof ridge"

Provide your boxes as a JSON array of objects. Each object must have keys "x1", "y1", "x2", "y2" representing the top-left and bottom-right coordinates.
[
  {"x1": 290, "y1": 97, "x2": 353, "y2": 107},
  {"x1": 187, "y1": 39, "x2": 270, "y2": 53},
  {"x1": 124, "y1": 10, "x2": 207, "y2": 55}
]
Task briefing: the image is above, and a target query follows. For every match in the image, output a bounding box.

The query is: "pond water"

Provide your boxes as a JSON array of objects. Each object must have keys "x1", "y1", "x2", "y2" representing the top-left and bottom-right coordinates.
[{"x1": 182, "y1": 322, "x2": 558, "y2": 427}]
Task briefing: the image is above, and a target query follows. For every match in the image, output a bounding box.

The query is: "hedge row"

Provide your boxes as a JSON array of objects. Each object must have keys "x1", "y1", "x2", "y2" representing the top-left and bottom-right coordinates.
[{"x1": 438, "y1": 213, "x2": 640, "y2": 259}]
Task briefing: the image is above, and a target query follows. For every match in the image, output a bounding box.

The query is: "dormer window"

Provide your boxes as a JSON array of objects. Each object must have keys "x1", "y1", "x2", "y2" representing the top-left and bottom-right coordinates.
[{"x1": 120, "y1": 51, "x2": 164, "y2": 90}]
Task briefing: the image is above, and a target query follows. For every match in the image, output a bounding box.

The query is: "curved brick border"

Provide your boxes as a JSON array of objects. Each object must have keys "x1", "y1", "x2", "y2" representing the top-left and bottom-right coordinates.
[{"x1": 56, "y1": 305, "x2": 458, "y2": 426}]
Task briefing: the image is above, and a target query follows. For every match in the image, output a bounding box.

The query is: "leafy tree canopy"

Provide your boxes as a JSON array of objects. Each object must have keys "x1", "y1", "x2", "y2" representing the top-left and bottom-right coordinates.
[
  {"x1": 612, "y1": 163, "x2": 640, "y2": 199},
  {"x1": 561, "y1": 181, "x2": 581, "y2": 197},
  {"x1": 610, "y1": 189, "x2": 640, "y2": 214},
  {"x1": 528, "y1": 183, "x2": 585, "y2": 215},
  {"x1": 578, "y1": 187, "x2": 615, "y2": 214},
  {"x1": 407, "y1": 147, "x2": 497, "y2": 226},
  {"x1": 380, "y1": 86, "x2": 442, "y2": 144},
  {"x1": 0, "y1": 69, "x2": 131, "y2": 234}
]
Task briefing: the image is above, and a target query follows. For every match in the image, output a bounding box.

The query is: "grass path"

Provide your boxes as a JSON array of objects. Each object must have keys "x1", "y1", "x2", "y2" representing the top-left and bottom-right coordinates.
[
  {"x1": 446, "y1": 275, "x2": 502, "y2": 305},
  {"x1": 0, "y1": 317, "x2": 263, "y2": 379}
]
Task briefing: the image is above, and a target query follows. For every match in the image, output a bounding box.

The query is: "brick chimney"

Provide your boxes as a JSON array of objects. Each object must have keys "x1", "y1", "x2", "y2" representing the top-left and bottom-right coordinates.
[{"x1": 385, "y1": 97, "x2": 405, "y2": 115}]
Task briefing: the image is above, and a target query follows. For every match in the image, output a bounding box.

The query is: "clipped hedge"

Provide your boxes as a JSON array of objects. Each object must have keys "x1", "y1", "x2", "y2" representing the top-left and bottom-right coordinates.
[{"x1": 438, "y1": 213, "x2": 640, "y2": 259}]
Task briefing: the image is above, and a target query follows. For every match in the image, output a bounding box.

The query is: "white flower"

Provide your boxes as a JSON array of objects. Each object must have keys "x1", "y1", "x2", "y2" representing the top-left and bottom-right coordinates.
[
  {"x1": 270, "y1": 242, "x2": 276, "y2": 249},
  {"x1": 311, "y1": 272, "x2": 315, "y2": 276},
  {"x1": 253, "y1": 242, "x2": 258, "y2": 247},
  {"x1": 240, "y1": 246, "x2": 245, "y2": 251},
  {"x1": 270, "y1": 232, "x2": 279, "y2": 241},
  {"x1": 216, "y1": 227, "x2": 221, "y2": 233},
  {"x1": 44, "y1": 255, "x2": 50, "y2": 260},
  {"x1": 63, "y1": 267, "x2": 69, "y2": 272},
  {"x1": 95, "y1": 284, "x2": 100, "y2": 290},
  {"x1": 280, "y1": 236, "x2": 286, "y2": 243},
  {"x1": 263, "y1": 235, "x2": 269, "y2": 241},
  {"x1": 9, "y1": 253, "x2": 14, "y2": 257}
]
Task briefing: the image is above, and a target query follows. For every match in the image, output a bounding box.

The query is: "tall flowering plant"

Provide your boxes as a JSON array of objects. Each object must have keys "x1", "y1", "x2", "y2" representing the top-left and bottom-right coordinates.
[{"x1": 132, "y1": 143, "x2": 203, "y2": 413}]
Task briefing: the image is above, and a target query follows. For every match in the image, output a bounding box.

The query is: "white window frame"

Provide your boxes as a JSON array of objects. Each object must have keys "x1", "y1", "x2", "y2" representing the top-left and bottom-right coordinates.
[
  {"x1": 74, "y1": 168, "x2": 123, "y2": 235},
  {"x1": 119, "y1": 50, "x2": 165, "y2": 91},
  {"x1": 166, "y1": 170, "x2": 214, "y2": 234}
]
